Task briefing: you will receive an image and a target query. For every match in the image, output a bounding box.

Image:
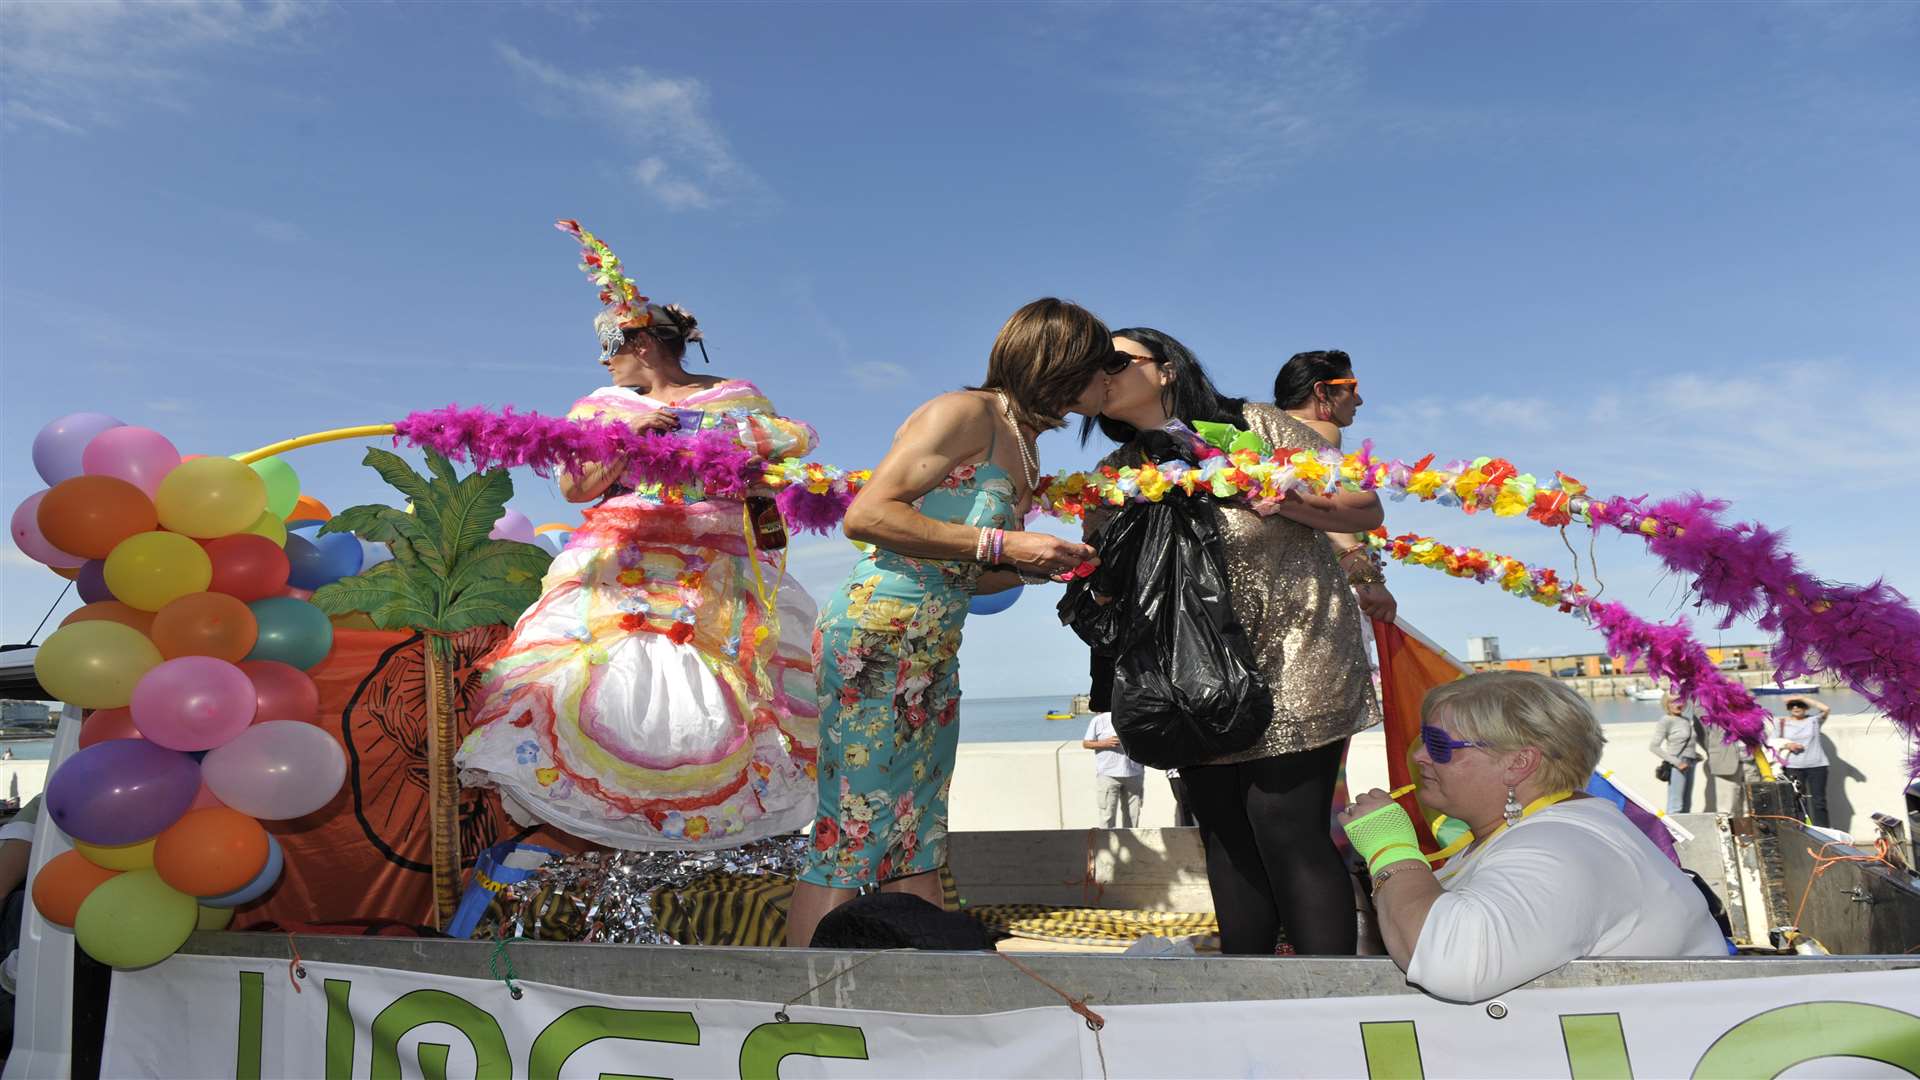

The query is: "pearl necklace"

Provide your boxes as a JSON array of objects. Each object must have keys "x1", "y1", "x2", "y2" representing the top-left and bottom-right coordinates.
[{"x1": 995, "y1": 391, "x2": 1039, "y2": 493}]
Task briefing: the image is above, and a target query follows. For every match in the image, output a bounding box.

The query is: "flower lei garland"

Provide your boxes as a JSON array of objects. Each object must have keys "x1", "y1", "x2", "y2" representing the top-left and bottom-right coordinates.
[
  {"x1": 1363, "y1": 529, "x2": 1774, "y2": 746},
  {"x1": 390, "y1": 406, "x2": 1920, "y2": 763}
]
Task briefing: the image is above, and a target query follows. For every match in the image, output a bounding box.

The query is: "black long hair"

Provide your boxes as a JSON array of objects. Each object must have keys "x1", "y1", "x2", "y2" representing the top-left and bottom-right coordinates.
[
  {"x1": 1080, "y1": 327, "x2": 1247, "y2": 446},
  {"x1": 1272, "y1": 349, "x2": 1352, "y2": 408}
]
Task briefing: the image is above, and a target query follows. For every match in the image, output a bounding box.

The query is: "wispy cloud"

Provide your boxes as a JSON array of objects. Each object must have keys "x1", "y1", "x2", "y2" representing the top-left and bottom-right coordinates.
[
  {"x1": 1370, "y1": 357, "x2": 1920, "y2": 500},
  {"x1": 845, "y1": 362, "x2": 911, "y2": 391},
  {"x1": 1073, "y1": 1, "x2": 1419, "y2": 205},
  {"x1": 0, "y1": 0, "x2": 318, "y2": 134},
  {"x1": 498, "y1": 43, "x2": 769, "y2": 212}
]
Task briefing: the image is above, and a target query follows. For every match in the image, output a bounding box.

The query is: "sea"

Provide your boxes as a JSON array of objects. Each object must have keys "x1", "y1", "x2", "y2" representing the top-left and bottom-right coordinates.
[{"x1": 0, "y1": 687, "x2": 1876, "y2": 761}]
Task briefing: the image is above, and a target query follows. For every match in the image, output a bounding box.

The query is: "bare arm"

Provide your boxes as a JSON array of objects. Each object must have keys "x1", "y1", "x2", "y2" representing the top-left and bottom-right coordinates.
[
  {"x1": 1269, "y1": 489, "x2": 1386, "y2": 532},
  {"x1": 844, "y1": 393, "x2": 1092, "y2": 576},
  {"x1": 1373, "y1": 863, "x2": 1445, "y2": 968},
  {"x1": 0, "y1": 838, "x2": 29, "y2": 898},
  {"x1": 558, "y1": 408, "x2": 680, "y2": 503}
]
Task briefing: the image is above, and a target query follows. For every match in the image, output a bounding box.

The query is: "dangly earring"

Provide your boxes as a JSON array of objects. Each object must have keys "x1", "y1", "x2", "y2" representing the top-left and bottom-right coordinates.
[{"x1": 1503, "y1": 786, "x2": 1522, "y2": 825}]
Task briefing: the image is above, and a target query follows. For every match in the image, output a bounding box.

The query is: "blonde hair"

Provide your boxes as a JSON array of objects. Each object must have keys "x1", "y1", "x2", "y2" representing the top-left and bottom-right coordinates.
[{"x1": 1422, "y1": 671, "x2": 1605, "y2": 792}]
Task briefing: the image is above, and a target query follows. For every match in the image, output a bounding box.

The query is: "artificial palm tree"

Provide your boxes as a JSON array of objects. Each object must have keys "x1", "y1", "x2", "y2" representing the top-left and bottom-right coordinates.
[{"x1": 311, "y1": 448, "x2": 550, "y2": 926}]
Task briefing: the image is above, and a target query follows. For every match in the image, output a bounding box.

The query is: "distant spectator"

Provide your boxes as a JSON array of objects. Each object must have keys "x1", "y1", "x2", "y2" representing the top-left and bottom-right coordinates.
[
  {"x1": 1697, "y1": 717, "x2": 1755, "y2": 818},
  {"x1": 1771, "y1": 698, "x2": 1833, "y2": 829},
  {"x1": 1649, "y1": 695, "x2": 1704, "y2": 814},
  {"x1": 1083, "y1": 712, "x2": 1145, "y2": 828}
]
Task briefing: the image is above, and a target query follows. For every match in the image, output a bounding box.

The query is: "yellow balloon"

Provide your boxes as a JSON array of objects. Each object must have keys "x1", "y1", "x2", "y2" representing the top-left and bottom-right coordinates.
[
  {"x1": 102, "y1": 531, "x2": 213, "y2": 612},
  {"x1": 196, "y1": 905, "x2": 234, "y2": 931},
  {"x1": 241, "y1": 509, "x2": 287, "y2": 546},
  {"x1": 73, "y1": 869, "x2": 197, "y2": 969},
  {"x1": 33, "y1": 621, "x2": 163, "y2": 709},
  {"x1": 154, "y1": 458, "x2": 268, "y2": 538},
  {"x1": 76, "y1": 837, "x2": 157, "y2": 871}
]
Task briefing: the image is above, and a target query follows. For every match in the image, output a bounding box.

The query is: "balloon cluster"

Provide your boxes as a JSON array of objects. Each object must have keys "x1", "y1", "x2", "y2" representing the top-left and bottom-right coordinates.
[{"x1": 12, "y1": 413, "x2": 351, "y2": 969}]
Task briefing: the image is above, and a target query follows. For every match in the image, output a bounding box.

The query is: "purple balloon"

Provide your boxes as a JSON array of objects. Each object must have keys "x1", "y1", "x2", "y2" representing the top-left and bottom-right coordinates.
[
  {"x1": 201, "y1": 720, "x2": 346, "y2": 820},
  {"x1": 81, "y1": 426, "x2": 181, "y2": 497},
  {"x1": 33, "y1": 412, "x2": 125, "y2": 487},
  {"x1": 201, "y1": 835, "x2": 283, "y2": 907},
  {"x1": 10, "y1": 490, "x2": 85, "y2": 569},
  {"x1": 130, "y1": 656, "x2": 257, "y2": 751},
  {"x1": 45, "y1": 739, "x2": 201, "y2": 846},
  {"x1": 489, "y1": 508, "x2": 537, "y2": 545},
  {"x1": 76, "y1": 559, "x2": 114, "y2": 603}
]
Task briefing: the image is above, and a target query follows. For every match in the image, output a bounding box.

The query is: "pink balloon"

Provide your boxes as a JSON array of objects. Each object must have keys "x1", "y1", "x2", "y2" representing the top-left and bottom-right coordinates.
[
  {"x1": 200, "y1": 720, "x2": 346, "y2": 820},
  {"x1": 130, "y1": 656, "x2": 258, "y2": 751},
  {"x1": 10, "y1": 490, "x2": 84, "y2": 569},
  {"x1": 489, "y1": 508, "x2": 537, "y2": 545},
  {"x1": 81, "y1": 426, "x2": 182, "y2": 497},
  {"x1": 239, "y1": 660, "x2": 320, "y2": 724}
]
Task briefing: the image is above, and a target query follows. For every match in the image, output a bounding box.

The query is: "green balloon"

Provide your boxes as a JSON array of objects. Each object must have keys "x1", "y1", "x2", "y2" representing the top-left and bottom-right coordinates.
[
  {"x1": 244, "y1": 455, "x2": 301, "y2": 520},
  {"x1": 74, "y1": 868, "x2": 197, "y2": 969}
]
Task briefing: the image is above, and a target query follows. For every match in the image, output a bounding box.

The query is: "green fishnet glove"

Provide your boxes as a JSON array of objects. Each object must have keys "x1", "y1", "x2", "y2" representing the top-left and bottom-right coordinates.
[{"x1": 1342, "y1": 800, "x2": 1428, "y2": 875}]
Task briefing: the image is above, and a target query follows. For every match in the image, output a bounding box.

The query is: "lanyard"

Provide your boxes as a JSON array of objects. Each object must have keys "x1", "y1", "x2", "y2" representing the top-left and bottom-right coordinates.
[{"x1": 1432, "y1": 790, "x2": 1575, "y2": 875}]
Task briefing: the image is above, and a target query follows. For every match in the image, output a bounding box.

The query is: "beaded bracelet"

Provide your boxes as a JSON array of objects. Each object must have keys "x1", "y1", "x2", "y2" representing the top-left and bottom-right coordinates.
[{"x1": 974, "y1": 527, "x2": 991, "y2": 563}]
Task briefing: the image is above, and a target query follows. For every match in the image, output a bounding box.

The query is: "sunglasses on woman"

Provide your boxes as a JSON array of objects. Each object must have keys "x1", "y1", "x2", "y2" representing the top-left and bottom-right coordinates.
[
  {"x1": 1102, "y1": 350, "x2": 1148, "y2": 375},
  {"x1": 1420, "y1": 724, "x2": 1489, "y2": 764}
]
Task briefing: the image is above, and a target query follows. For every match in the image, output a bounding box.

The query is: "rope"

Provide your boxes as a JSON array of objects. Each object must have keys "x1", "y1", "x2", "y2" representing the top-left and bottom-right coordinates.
[
  {"x1": 773, "y1": 948, "x2": 911, "y2": 1022},
  {"x1": 23, "y1": 579, "x2": 73, "y2": 646},
  {"x1": 1752, "y1": 816, "x2": 1903, "y2": 934},
  {"x1": 487, "y1": 936, "x2": 524, "y2": 1000},
  {"x1": 284, "y1": 932, "x2": 306, "y2": 992},
  {"x1": 996, "y1": 951, "x2": 1108, "y2": 1079}
]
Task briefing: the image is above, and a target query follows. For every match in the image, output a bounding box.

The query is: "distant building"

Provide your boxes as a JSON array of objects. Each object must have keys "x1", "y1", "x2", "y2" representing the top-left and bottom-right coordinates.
[
  {"x1": 1467, "y1": 636, "x2": 1501, "y2": 663},
  {"x1": 0, "y1": 700, "x2": 53, "y2": 727},
  {"x1": 1468, "y1": 645, "x2": 1772, "y2": 679}
]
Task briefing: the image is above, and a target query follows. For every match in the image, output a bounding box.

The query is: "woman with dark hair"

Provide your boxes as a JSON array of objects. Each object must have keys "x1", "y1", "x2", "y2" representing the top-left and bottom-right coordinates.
[
  {"x1": 1088, "y1": 328, "x2": 1383, "y2": 955},
  {"x1": 1273, "y1": 349, "x2": 1397, "y2": 623},
  {"x1": 787, "y1": 298, "x2": 1122, "y2": 947}
]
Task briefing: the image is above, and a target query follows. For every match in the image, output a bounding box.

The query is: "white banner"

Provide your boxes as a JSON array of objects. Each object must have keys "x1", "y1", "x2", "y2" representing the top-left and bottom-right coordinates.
[{"x1": 104, "y1": 955, "x2": 1920, "y2": 1079}]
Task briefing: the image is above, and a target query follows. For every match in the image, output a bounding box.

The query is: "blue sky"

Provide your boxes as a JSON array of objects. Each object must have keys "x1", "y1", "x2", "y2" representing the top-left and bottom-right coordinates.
[{"x1": 4, "y1": 1, "x2": 1917, "y2": 697}]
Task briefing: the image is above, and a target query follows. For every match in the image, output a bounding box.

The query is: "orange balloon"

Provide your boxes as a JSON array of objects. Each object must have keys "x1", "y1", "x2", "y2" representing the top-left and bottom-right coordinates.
[
  {"x1": 37, "y1": 476, "x2": 158, "y2": 560},
  {"x1": 288, "y1": 495, "x2": 331, "y2": 523},
  {"x1": 31, "y1": 850, "x2": 122, "y2": 928},
  {"x1": 152, "y1": 808, "x2": 269, "y2": 897},
  {"x1": 52, "y1": 564, "x2": 80, "y2": 580},
  {"x1": 150, "y1": 591, "x2": 259, "y2": 662},
  {"x1": 61, "y1": 600, "x2": 158, "y2": 637},
  {"x1": 78, "y1": 706, "x2": 144, "y2": 748}
]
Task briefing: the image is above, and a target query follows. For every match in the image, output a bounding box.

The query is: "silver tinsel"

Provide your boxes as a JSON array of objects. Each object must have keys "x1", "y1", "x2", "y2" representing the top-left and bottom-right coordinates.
[{"x1": 481, "y1": 835, "x2": 811, "y2": 944}]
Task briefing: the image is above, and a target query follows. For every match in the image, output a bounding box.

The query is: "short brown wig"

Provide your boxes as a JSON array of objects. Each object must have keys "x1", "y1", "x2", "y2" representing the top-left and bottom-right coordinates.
[{"x1": 972, "y1": 298, "x2": 1112, "y2": 431}]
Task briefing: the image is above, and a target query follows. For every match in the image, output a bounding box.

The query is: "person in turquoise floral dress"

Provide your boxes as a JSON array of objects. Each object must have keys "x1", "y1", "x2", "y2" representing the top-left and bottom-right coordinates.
[{"x1": 787, "y1": 298, "x2": 1128, "y2": 947}]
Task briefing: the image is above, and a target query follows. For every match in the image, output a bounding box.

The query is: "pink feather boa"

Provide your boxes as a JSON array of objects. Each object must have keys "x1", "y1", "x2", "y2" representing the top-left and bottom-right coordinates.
[
  {"x1": 1586, "y1": 601, "x2": 1772, "y2": 748},
  {"x1": 1638, "y1": 495, "x2": 1920, "y2": 769}
]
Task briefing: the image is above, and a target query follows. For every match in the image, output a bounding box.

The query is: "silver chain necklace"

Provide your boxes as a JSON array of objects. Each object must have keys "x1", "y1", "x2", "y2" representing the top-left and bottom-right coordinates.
[{"x1": 994, "y1": 390, "x2": 1039, "y2": 493}]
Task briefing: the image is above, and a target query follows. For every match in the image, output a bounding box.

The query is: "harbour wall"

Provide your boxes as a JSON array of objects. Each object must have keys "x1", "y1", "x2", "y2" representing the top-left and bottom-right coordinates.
[{"x1": 950, "y1": 714, "x2": 1914, "y2": 842}]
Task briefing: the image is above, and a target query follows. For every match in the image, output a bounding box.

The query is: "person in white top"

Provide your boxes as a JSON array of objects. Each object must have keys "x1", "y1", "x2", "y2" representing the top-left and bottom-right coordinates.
[
  {"x1": 1337, "y1": 671, "x2": 1726, "y2": 1003},
  {"x1": 1082, "y1": 712, "x2": 1145, "y2": 828},
  {"x1": 1770, "y1": 697, "x2": 1833, "y2": 829}
]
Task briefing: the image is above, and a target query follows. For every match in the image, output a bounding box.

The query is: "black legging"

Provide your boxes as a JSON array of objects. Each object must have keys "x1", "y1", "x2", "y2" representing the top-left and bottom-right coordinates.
[{"x1": 1182, "y1": 739, "x2": 1355, "y2": 956}]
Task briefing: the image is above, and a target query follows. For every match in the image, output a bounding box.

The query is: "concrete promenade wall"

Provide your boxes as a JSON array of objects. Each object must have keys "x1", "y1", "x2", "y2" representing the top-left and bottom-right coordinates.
[{"x1": 951, "y1": 713, "x2": 1912, "y2": 841}]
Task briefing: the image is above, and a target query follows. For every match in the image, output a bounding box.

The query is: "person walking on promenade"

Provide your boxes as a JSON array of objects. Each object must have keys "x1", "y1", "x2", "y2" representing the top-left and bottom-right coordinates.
[
  {"x1": 1772, "y1": 697, "x2": 1834, "y2": 828},
  {"x1": 1650, "y1": 695, "x2": 1704, "y2": 815},
  {"x1": 1083, "y1": 711, "x2": 1145, "y2": 827}
]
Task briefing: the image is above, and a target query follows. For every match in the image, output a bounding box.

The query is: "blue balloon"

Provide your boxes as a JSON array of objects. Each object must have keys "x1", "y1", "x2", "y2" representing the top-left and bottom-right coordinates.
[
  {"x1": 201, "y1": 835, "x2": 283, "y2": 907},
  {"x1": 969, "y1": 583, "x2": 1023, "y2": 616},
  {"x1": 245, "y1": 597, "x2": 335, "y2": 670},
  {"x1": 285, "y1": 532, "x2": 361, "y2": 589}
]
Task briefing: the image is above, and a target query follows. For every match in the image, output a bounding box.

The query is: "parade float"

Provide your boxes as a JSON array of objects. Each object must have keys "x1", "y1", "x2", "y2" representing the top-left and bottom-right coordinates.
[{"x1": 5, "y1": 228, "x2": 1917, "y2": 1074}]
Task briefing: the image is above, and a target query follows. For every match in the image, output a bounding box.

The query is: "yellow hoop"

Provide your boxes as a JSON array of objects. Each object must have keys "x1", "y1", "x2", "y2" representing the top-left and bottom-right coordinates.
[{"x1": 232, "y1": 424, "x2": 398, "y2": 465}]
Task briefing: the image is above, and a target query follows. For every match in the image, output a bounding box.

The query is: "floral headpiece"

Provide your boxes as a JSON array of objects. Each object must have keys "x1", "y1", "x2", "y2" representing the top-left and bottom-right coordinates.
[{"x1": 555, "y1": 219, "x2": 702, "y2": 360}]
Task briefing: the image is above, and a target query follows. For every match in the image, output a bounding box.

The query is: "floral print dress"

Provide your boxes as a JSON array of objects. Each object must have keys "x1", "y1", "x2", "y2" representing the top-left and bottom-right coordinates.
[{"x1": 799, "y1": 461, "x2": 1017, "y2": 887}]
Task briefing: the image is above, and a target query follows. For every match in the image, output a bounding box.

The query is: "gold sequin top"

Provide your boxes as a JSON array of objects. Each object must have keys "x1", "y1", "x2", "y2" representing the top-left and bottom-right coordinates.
[{"x1": 1102, "y1": 404, "x2": 1381, "y2": 762}]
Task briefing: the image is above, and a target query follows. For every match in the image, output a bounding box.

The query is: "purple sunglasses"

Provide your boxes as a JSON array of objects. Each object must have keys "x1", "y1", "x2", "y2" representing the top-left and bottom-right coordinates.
[{"x1": 1420, "y1": 724, "x2": 1489, "y2": 764}]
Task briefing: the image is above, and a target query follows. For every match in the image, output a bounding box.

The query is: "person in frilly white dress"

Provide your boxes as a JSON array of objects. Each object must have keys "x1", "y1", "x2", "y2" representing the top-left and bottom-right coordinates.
[
  {"x1": 458, "y1": 221, "x2": 820, "y2": 851},
  {"x1": 1339, "y1": 671, "x2": 1725, "y2": 1003}
]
